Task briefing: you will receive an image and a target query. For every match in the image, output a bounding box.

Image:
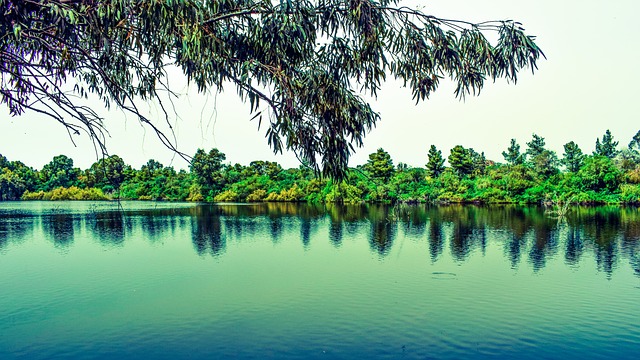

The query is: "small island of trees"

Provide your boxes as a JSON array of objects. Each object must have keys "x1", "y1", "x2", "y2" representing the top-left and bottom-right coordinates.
[{"x1": 2, "y1": 129, "x2": 640, "y2": 205}]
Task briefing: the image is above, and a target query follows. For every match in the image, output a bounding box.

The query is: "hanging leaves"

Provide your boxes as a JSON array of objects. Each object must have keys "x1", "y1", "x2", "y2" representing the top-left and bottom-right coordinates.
[{"x1": 0, "y1": 0, "x2": 544, "y2": 179}]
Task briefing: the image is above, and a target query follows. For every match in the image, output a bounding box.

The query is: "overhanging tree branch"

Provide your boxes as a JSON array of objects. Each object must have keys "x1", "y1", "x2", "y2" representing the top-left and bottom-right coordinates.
[{"x1": 1, "y1": 0, "x2": 545, "y2": 179}]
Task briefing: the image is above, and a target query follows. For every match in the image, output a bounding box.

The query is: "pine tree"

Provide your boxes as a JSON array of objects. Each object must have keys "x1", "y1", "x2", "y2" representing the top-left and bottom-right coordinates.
[
  {"x1": 364, "y1": 148, "x2": 395, "y2": 182},
  {"x1": 448, "y1": 145, "x2": 474, "y2": 177},
  {"x1": 426, "y1": 145, "x2": 445, "y2": 178},
  {"x1": 502, "y1": 139, "x2": 525, "y2": 165},
  {"x1": 471, "y1": 150, "x2": 487, "y2": 176},
  {"x1": 526, "y1": 134, "x2": 546, "y2": 159},
  {"x1": 594, "y1": 129, "x2": 619, "y2": 158},
  {"x1": 561, "y1": 141, "x2": 584, "y2": 173},
  {"x1": 628, "y1": 130, "x2": 640, "y2": 152}
]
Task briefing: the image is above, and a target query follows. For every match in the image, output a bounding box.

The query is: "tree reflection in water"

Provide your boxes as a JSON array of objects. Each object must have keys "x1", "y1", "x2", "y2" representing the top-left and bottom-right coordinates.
[
  {"x1": 528, "y1": 220, "x2": 560, "y2": 272},
  {"x1": 91, "y1": 211, "x2": 127, "y2": 246},
  {"x1": 190, "y1": 206, "x2": 225, "y2": 257},
  {"x1": 201, "y1": 203, "x2": 640, "y2": 275},
  {"x1": 427, "y1": 216, "x2": 445, "y2": 263},
  {"x1": 5, "y1": 202, "x2": 639, "y2": 276},
  {"x1": 42, "y1": 213, "x2": 75, "y2": 248},
  {"x1": 564, "y1": 225, "x2": 584, "y2": 266}
]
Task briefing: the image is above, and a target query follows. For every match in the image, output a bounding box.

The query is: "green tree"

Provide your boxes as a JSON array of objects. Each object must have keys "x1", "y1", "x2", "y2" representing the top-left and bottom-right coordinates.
[
  {"x1": 0, "y1": 168, "x2": 26, "y2": 201},
  {"x1": 9, "y1": 161, "x2": 39, "y2": 192},
  {"x1": 594, "y1": 129, "x2": 619, "y2": 158},
  {"x1": 364, "y1": 148, "x2": 395, "y2": 182},
  {"x1": 531, "y1": 150, "x2": 559, "y2": 178},
  {"x1": 40, "y1": 155, "x2": 79, "y2": 191},
  {"x1": 561, "y1": 141, "x2": 584, "y2": 173},
  {"x1": 0, "y1": 155, "x2": 39, "y2": 192},
  {"x1": 248, "y1": 161, "x2": 283, "y2": 178},
  {"x1": 628, "y1": 130, "x2": 640, "y2": 152},
  {"x1": 86, "y1": 155, "x2": 128, "y2": 192},
  {"x1": 426, "y1": 145, "x2": 445, "y2": 178},
  {"x1": 578, "y1": 155, "x2": 622, "y2": 193},
  {"x1": 622, "y1": 130, "x2": 640, "y2": 171},
  {"x1": 525, "y1": 134, "x2": 546, "y2": 159},
  {"x1": 141, "y1": 159, "x2": 164, "y2": 177},
  {"x1": 470, "y1": 149, "x2": 487, "y2": 177},
  {"x1": 524, "y1": 134, "x2": 558, "y2": 177},
  {"x1": 190, "y1": 148, "x2": 227, "y2": 200},
  {"x1": 1, "y1": 0, "x2": 543, "y2": 179},
  {"x1": 448, "y1": 145, "x2": 474, "y2": 177},
  {"x1": 615, "y1": 149, "x2": 640, "y2": 172},
  {"x1": 0, "y1": 154, "x2": 8, "y2": 170},
  {"x1": 502, "y1": 139, "x2": 525, "y2": 165}
]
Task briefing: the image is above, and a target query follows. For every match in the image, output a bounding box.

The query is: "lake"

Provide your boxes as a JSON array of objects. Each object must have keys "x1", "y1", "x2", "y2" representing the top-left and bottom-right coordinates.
[{"x1": 1, "y1": 201, "x2": 639, "y2": 359}]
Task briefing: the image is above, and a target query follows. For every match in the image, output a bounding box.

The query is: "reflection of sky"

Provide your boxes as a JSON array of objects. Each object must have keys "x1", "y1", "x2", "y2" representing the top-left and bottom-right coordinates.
[{"x1": 1, "y1": 1, "x2": 638, "y2": 171}]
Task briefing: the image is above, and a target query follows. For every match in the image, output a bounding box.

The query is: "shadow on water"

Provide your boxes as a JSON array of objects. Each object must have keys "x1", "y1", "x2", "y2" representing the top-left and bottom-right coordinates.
[
  {"x1": 130, "y1": 203, "x2": 640, "y2": 275},
  {"x1": 367, "y1": 205, "x2": 397, "y2": 257},
  {"x1": 90, "y1": 211, "x2": 127, "y2": 246},
  {"x1": 139, "y1": 215, "x2": 177, "y2": 242},
  {"x1": 42, "y1": 213, "x2": 76, "y2": 248},
  {"x1": 2, "y1": 202, "x2": 640, "y2": 276},
  {"x1": 190, "y1": 206, "x2": 226, "y2": 257},
  {"x1": 564, "y1": 225, "x2": 584, "y2": 266}
]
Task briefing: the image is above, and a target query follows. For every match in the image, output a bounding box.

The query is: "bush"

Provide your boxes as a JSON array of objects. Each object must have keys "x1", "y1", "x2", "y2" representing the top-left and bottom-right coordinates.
[
  {"x1": 186, "y1": 184, "x2": 204, "y2": 202},
  {"x1": 246, "y1": 189, "x2": 267, "y2": 202},
  {"x1": 214, "y1": 190, "x2": 239, "y2": 202},
  {"x1": 620, "y1": 184, "x2": 640, "y2": 204},
  {"x1": 21, "y1": 187, "x2": 109, "y2": 200}
]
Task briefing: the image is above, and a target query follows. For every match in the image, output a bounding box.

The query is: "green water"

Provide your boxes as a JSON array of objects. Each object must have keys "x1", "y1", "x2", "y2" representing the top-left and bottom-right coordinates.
[{"x1": 0, "y1": 202, "x2": 639, "y2": 359}]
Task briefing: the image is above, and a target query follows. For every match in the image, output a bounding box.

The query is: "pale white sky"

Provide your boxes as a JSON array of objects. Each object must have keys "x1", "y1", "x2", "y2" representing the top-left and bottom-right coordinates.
[{"x1": 1, "y1": 0, "x2": 639, "y2": 170}]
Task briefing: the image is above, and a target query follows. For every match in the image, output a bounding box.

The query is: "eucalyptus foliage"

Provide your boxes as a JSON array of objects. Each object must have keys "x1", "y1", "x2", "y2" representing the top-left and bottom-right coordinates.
[{"x1": 1, "y1": 0, "x2": 544, "y2": 179}]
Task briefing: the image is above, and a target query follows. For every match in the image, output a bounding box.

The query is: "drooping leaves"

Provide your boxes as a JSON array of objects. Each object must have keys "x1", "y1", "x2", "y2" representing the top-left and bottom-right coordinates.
[{"x1": 0, "y1": 0, "x2": 544, "y2": 179}]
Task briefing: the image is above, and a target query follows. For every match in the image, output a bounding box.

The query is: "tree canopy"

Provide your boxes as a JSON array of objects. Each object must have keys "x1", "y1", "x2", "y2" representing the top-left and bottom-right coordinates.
[{"x1": 1, "y1": 0, "x2": 544, "y2": 179}]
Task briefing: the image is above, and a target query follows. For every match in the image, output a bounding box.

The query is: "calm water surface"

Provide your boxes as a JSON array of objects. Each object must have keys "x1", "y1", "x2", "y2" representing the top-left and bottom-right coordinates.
[{"x1": 1, "y1": 202, "x2": 639, "y2": 359}]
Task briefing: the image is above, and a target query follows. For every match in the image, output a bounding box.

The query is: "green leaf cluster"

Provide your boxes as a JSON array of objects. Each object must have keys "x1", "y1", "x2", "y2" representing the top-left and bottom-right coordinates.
[{"x1": 1, "y1": 0, "x2": 544, "y2": 179}]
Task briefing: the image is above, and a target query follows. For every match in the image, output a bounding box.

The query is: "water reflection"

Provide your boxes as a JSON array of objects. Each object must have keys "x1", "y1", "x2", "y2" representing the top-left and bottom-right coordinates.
[
  {"x1": 564, "y1": 226, "x2": 584, "y2": 266},
  {"x1": 42, "y1": 214, "x2": 75, "y2": 248},
  {"x1": 427, "y1": 217, "x2": 445, "y2": 262},
  {"x1": 139, "y1": 215, "x2": 176, "y2": 242},
  {"x1": 0, "y1": 214, "x2": 34, "y2": 250},
  {"x1": 329, "y1": 221, "x2": 343, "y2": 247},
  {"x1": 528, "y1": 221, "x2": 560, "y2": 272},
  {"x1": 506, "y1": 233, "x2": 526, "y2": 268},
  {"x1": 190, "y1": 206, "x2": 225, "y2": 256},
  {"x1": 369, "y1": 219, "x2": 396, "y2": 256},
  {"x1": 91, "y1": 211, "x2": 127, "y2": 245},
  {"x1": 300, "y1": 219, "x2": 312, "y2": 248},
  {"x1": 269, "y1": 217, "x2": 283, "y2": 243},
  {"x1": 1, "y1": 202, "x2": 640, "y2": 276}
]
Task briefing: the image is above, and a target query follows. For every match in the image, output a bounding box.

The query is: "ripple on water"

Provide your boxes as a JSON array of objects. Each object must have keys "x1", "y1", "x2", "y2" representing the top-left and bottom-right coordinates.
[{"x1": 2, "y1": 203, "x2": 640, "y2": 359}]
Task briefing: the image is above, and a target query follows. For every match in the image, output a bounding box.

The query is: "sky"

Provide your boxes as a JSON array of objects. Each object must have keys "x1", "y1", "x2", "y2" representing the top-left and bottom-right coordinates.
[{"x1": 1, "y1": 0, "x2": 639, "y2": 171}]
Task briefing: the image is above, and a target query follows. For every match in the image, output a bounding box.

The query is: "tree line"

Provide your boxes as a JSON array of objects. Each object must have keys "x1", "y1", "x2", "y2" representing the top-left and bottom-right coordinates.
[{"x1": 2, "y1": 129, "x2": 640, "y2": 204}]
